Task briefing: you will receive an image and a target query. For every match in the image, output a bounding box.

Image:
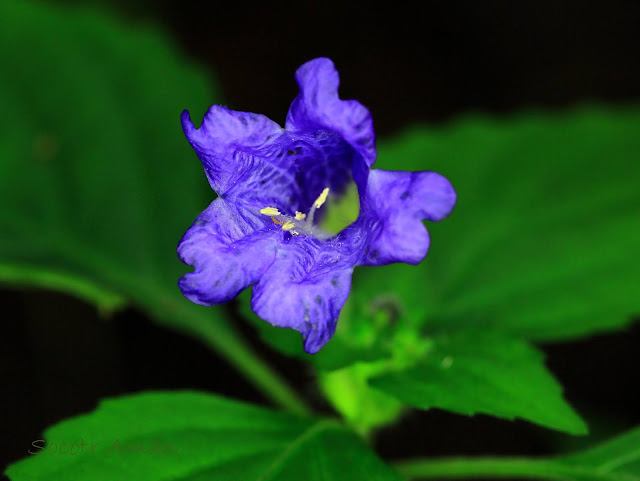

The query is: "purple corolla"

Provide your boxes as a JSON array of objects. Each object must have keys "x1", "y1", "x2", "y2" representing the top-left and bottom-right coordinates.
[{"x1": 178, "y1": 58, "x2": 456, "y2": 353}]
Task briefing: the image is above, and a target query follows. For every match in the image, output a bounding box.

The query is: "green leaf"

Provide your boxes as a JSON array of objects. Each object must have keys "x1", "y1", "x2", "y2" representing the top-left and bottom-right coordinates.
[
  {"x1": 370, "y1": 107, "x2": 640, "y2": 341},
  {"x1": 249, "y1": 107, "x2": 640, "y2": 374},
  {"x1": 319, "y1": 108, "x2": 638, "y2": 431},
  {"x1": 370, "y1": 331, "x2": 587, "y2": 434},
  {"x1": 0, "y1": 0, "x2": 212, "y2": 314},
  {"x1": 395, "y1": 426, "x2": 640, "y2": 480},
  {"x1": 0, "y1": 0, "x2": 308, "y2": 415},
  {"x1": 5, "y1": 391, "x2": 404, "y2": 481},
  {"x1": 0, "y1": 0, "x2": 212, "y2": 332}
]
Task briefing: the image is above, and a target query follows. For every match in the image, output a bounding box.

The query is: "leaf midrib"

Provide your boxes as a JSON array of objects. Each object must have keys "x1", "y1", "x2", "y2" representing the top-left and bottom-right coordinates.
[{"x1": 256, "y1": 420, "x2": 340, "y2": 481}]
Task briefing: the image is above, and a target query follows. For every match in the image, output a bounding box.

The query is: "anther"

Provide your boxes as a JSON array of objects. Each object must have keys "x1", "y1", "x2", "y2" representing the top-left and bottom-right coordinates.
[
  {"x1": 260, "y1": 207, "x2": 281, "y2": 216},
  {"x1": 314, "y1": 188, "x2": 330, "y2": 209}
]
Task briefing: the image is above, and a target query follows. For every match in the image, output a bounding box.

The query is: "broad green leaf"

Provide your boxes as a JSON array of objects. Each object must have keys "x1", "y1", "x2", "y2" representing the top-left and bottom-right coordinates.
[
  {"x1": 0, "y1": 0, "x2": 212, "y2": 317},
  {"x1": 0, "y1": 1, "x2": 306, "y2": 413},
  {"x1": 368, "y1": 107, "x2": 640, "y2": 341},
  {"x1": 0, "y1": 0, "x2": 212, "y2": 328},
  {"x1": 370, "y1": 331, "x2": 587, "y2": 434},
  {"x1": 5, "y1": 391, "x2": 403, "y2": 481}
]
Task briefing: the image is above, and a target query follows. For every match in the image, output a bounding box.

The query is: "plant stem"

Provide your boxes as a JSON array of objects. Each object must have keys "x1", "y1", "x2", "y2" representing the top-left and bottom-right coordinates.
[
  {"x1": 147, "y1": 288, "x2": 313, "y2": 417},
  {"x1": 188, "y1": 312, "x2": 313, "y2": 417},
  {"x1": 394, "y1": 456, "x2": 588, "y2": 481}
]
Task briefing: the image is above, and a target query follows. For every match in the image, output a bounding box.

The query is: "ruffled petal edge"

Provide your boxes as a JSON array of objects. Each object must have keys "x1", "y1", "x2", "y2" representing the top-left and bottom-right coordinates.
[
  {"x1": 285, "y1": 58, "x2": 377, "y2": 168},
  {"x1": 360, "y1": 169, "x2": 456, "y2": 266}
]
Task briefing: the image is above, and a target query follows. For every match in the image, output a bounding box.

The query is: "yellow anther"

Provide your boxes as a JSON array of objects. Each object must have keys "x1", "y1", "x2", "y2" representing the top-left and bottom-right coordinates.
[
  {"x1": 260, "y1": 207, "x2": 281, "y2": 216},
  {"x1": 295, "y1": 211, "x2": 306, "y2": 220},
  {"x1": 281, "y1": 221, "x2": 296, "y2": 231},
  {"x1": 314, "y1": 187, "x2": 330, "y2": 209}
]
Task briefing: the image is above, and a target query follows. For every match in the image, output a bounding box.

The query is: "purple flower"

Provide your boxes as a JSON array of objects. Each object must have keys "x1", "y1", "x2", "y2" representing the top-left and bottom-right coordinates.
[{"x1": 178, "y1": 58, "x2": 456, "y2": 354}]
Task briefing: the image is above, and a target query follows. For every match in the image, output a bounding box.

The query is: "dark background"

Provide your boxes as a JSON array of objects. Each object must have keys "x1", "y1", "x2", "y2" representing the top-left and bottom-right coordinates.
[{"x1": 3, "y1": 0, "x2": 640, "y2": 474}]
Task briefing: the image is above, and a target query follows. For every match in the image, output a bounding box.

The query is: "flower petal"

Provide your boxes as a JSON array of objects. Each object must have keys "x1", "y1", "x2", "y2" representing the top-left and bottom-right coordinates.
[
  {"x1": 361, "y1": 169, "x2": 456, "y2": 266},
  {"x1": 286, "y1": 58, "x2": 376, "y2": 168},
  {"x1": 178, "y1": 59, "x2": 457, "y2": 355},
  {"x1": 250, "y1": 237, "x2": 355, "y2": 354},
  {"x1": 178, "y1": 198, "x2": 278, "y2": 305},
  {"x1": 181, "y1": 107, "x2": 287, "y2": 195}
]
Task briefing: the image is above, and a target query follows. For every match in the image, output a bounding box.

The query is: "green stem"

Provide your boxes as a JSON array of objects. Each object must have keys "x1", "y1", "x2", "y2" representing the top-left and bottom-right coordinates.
[
  {"x1": 153, "y1": 296, "x2": 313, "y2": 417},
  {"x1": 186, "y1": 312, "x2": 313, "y2": 417},
  {"x1": 394, "y1": 457, "x2": 593, "y2": 481}
]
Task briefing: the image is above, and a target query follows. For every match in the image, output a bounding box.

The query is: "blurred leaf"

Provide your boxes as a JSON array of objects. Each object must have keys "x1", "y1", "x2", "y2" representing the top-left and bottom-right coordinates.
[
  {"x1": 396, "y1": 426, "x2": 640, "y2": 480},
  {"x1": 0, "y1": 0, "x2": 213, "y2": 311},
  {"x1": 370, "y1": 331, "x2": 587, "y2": 435},
  {"x1": 5, "y1": 391, "x2": 403, "y2": 481},
  {"x1": 0, "y1": 0, "x2": 214, "y2": 326},
  {"x1": 367, "y1": 107, "x2": 640, "y2": 341},
  {"x1": 240, "y1": 107, "x2": 640, "y2": 375},
  {"x1": 558, "y1": 425, "x2": 640, "y2": 478},
  {"x1": 0, "y1": 1, "x2": 307, "y2": 414}
]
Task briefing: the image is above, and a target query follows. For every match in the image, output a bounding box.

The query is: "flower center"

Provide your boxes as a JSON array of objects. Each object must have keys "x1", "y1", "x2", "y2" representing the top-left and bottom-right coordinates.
[
  {"x1": 260, "y1": 187, "x2": 332, "y2": 239},
  {"x1": 319, "y1": 182, "x2": 360, "y2": 234}
]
